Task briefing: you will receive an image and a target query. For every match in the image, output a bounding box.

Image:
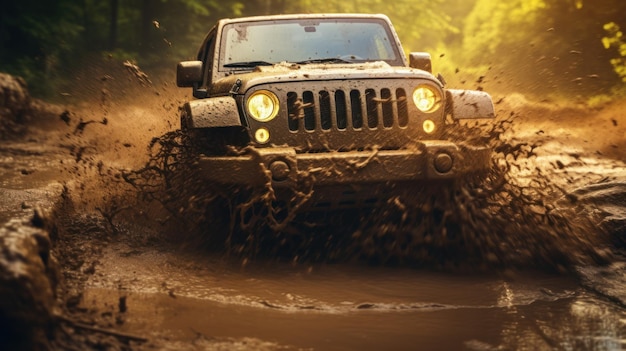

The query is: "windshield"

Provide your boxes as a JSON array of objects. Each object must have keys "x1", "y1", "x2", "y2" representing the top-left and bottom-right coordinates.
[{"x1": 220, "y1": 18, "x2": 401, "y2": 68}]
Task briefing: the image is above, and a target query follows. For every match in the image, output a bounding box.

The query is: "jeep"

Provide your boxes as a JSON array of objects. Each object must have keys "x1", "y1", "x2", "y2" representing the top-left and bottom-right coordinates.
[{"x1": 176, "y1": 13, "x2": 495, "y2": 211}]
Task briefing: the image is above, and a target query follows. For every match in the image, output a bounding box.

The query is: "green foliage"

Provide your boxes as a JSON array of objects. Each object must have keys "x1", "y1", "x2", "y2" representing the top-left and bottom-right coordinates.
[
  {"x1": 178, "y1": 0, "x2": 213, "y2": 16},
  {"x1": 136, "y1": 0, "x2": 246, "y2": 63},
  {"x1": 1, "y1": 0, "x2": 625, "y2": 99},
  {"x1": 0, "y1": 0, "x2": 86, "y2": 96},
  {"x1": 457, "y1": 0, "x2": 626, "y2": 97},
  {"x1": 602, "y1": 22, "x2": 626, "y2": 82},
  {"x1": 462, "y1": 0, "x2": 547, "y2": 64},
  {"x1": 106, "y1": 49, "x2": 140, "y2": 62}
]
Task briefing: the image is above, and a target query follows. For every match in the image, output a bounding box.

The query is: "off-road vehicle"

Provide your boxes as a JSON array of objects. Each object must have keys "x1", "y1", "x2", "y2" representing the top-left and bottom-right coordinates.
[{"x1": 176, "y1": 13, "x2": 495, "y2": 212}]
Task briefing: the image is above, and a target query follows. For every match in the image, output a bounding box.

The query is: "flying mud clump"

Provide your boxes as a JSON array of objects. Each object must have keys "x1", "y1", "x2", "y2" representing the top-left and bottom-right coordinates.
[{"x1": 121, "y1": 114, "x2": 612, "y2": 271}]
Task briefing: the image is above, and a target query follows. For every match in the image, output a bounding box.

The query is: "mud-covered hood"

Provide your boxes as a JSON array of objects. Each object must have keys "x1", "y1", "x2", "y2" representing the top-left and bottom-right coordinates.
[{"x1": 209, "y1": 61, "x2": 439, "y2": 96}]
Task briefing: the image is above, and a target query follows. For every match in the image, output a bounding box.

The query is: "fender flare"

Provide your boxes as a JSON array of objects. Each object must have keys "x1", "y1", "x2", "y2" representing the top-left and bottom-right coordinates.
[
  {"x1": 181, "y1": 96, "x2": 242, "y2": 129},
  {"x1": 446, "y1": 89, "x2": 495, "y2": 120}
]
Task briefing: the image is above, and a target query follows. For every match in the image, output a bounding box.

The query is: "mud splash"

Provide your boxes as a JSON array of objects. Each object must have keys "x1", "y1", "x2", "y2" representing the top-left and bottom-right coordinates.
[
  {"x1": 44, "y1": 61, "x2": 615, "y2": 271},
  {"x1": 109, "y1": 112, "x2": 611, "y2": 271}
]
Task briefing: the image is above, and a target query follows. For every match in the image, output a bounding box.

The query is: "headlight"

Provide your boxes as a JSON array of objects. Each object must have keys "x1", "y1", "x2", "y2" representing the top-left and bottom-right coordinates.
[
  {"x1": 247, "y1": 90, "x2": 279, "y2": 122},
  {"x1": 412, "y1": 85, "x2": 441, "y2": 113}
]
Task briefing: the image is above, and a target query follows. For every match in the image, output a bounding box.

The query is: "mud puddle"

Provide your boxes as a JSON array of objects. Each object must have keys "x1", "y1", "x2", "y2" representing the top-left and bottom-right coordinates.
[
  {"x1": 43, "y1": 94, "x2": 625, "y2": 350},
  {"x1": 51, "y1": 141, "x2": 626, "y2": 351},
  {"x1": 77, "y1": 241, "x2": 626, "y2": 350}
]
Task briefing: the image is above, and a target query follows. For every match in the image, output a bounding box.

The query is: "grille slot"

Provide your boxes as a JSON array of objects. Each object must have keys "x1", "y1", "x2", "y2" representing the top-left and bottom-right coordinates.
[{"x1": 287, "y1": 88, "x2": 409, "y2": 132}]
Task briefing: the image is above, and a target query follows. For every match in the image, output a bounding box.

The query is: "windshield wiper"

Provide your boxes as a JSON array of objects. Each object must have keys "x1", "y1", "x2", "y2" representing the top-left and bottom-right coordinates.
[
  {"x1": 296, "y1": 58, "x2": 352, "y2": 64},
  {"x1": 223, "y1": 61, "x2": 274, "y2": 68}
]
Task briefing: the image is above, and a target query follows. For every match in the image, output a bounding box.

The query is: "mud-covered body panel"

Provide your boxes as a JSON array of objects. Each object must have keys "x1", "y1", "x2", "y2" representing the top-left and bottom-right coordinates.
[
  {"x1": 209, "y1": 62, "x2": 437, "y2": 96},
  {"x1": 196, "y1": 142, "x2": 492, "y2": 187},
  {"x1": 182, "y1": 97, "x2": 242, "y2": 129},
  {"x1": 176, "y1": 13, "x2": 495, "y2": 203}
]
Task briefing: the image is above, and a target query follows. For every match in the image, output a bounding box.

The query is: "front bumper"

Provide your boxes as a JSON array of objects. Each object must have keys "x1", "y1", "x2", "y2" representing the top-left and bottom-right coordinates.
[{"x1": 196, "y1": 141, "x2": 492, "y2": 187}]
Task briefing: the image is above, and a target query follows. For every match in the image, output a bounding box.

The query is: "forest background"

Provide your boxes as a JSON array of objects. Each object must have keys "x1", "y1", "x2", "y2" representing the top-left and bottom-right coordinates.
[{"x1": 1, "y1": 0, "x2": 625, "y2": 104}]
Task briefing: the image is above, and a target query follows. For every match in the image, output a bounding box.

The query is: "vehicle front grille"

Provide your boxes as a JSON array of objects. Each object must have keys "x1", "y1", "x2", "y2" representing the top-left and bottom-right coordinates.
[
  {"x1": 286, "y1": 87, "x2": 409, "y2": 132},
  {"x1": 245, "y1": 80, "x2": 441, "y2": 151}
]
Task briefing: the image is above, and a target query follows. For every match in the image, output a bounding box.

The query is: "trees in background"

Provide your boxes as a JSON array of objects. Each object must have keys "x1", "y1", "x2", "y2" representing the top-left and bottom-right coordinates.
[
  {"x1": 0, "y1": 0, "x2": 83, "y2": 89},
  {"x1": 603, "y1": 21, "x2": 626, "y2": 83},
  {"x1": 0, "y1": 0, "x2": 244, "y2": 94},
  {"x1": 0, "y1": 0, "x2": 624, "y2": 99},
  {"x1": 458, "y1": 0, "x2": 626, "y2": 97}
]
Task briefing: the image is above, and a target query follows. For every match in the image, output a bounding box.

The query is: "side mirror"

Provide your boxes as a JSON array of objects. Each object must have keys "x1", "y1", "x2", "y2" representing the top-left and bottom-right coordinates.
[
  {"x1": 409, "y1": 52, "x2": 432, "y2": 73},
  {"x1": 176, "y1": 61, "x2": 203, "y2": 87},
  {"x1": 447, "y1": 89, "x2": 495, "y2": 120}
]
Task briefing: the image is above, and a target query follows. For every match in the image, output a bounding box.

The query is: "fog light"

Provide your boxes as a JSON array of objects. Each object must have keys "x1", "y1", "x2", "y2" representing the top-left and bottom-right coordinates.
[
  {"x1": 255, "y1": 128, "x2": 270, "y2": 144},
  {"x1": 434, "y1": 153, "x2": 453, "y2": 173},
  {"x1": 423, "y1": 120, "x2": 436, "y2": 134}
]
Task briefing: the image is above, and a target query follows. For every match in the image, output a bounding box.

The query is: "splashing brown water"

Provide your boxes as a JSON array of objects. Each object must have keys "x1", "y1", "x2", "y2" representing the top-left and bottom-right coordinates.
[
  {"x1": 110, "y1": 113, "x2": 611, "y2": 272},
  {"x1": 47, "y1": 61, "x2": 615, "y2": 271}
]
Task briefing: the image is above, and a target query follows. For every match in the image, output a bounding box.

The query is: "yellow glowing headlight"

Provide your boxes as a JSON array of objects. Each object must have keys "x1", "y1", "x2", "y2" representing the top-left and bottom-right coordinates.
[
  {"x1": 247, "y1": 90, "x2": 279, "y2": 122},
  {"x1": 412, "y1": 85, "x2": 441, "y2": 113}
]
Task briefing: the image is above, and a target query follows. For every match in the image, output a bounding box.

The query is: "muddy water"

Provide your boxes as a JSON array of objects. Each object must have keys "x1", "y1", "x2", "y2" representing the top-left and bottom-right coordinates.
[
  {"x1": 76, "y1": 239, "x2": 626, "y2": 351},
  {"x1": 66, "y1": 137, "x2": 626, "y2": 350},
  {"x1": 3, "y1": 145, "x2": 624, "y2": 351}
]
